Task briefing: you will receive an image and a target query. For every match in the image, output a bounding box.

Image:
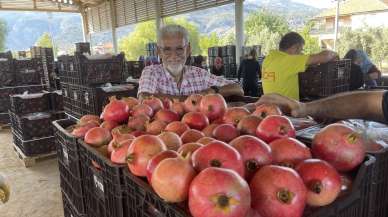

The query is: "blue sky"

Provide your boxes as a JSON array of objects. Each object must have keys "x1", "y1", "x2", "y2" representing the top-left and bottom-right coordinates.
[{"x1": 291, "y1": 0, "x2": 335, "y2": 8}]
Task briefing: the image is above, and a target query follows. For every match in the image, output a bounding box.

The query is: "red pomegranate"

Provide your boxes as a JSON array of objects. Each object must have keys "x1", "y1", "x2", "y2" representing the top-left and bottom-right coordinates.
[
  {"x1": 245, "y1": 209, "x2": 262, "y2": 217},
  {"x1": 296, "y1": 159, "x2": 341, "y2": 206},
  {"x1": 202, "y1": 123, "x2": 219, "y2": 137},
  {"x1": 142, "y1": 96, "x2": 164, "y2": 112},
  {"x1": 230, "y1": 135, "x2": 272, "y2": 180},
  {"x1": 71, "y1": 121, "x2": 99, "y2": 138},
  {"x1": 312, "y1": 124, "x2": 365, "y2": 172},
  {"x1": 161, "y1": 97, "x2": 173, "y2": 110},
  {"x1": 154, "y1": 109, "x2": 180, "y2": 124},
  {"x1": 223, "y1": 107, "x2": 251, "y2": 126},
  {"x1": 189, "y1": 167, "x2": 251, "y2": 217},
  {"x1": 96, "y1": 145, "x2": 109, "y2": 158},
  {"x1": 184, "y1": 94, "x2": 203, "y2": 112},
  {"x1": 253, "y1": 104, "x2": 282, "y2": 119},
  {"x1": 121, "y1": 97, "x2": 139, "y2": 109},
  {"x1": 197, "y1": 137, "x2": 216, "y2": 145},
  {"x1": 158, "y1": 132, "x2": 182, "y2": 151},
  {"x1": 112, "y1": 125, "x2": 132, "y2": 135},
  {"x1": 181, "y1": 129, "x2": 205, "y2": 144},
  {"x1": 237, "y1": 115, "x2": 262, "y2": 136},
  {"x1": 146, "y1": 120, "x2": 167, "y2": 135},
  {"x1": 100, "y1": 120, "x2": 119, "y2": 132},
  {"x1": 250, "y1": 165, "x2": 307, "y2": 217},
  {"x1": 165, "y1": 121, "x2": 190, "y2": 136},
  {"x1": 177, "y1": 142, "x2": 204, "y2": 158},
  {"x1": 111, "y1": 139, "x2": 133, "y2": 164},
  {"x1": 146, "y1": 150, "x2": 179, "y2": 183},
  {"x1": 131, "y1": 104, "x2": 154, "y2": 118},
  {"x1": 171, "y1": 100, "x2": 185, "y2": 117},
  {"x1": 199, "y1": 93, "x2": 227, "y2": 121},
  {"x1": 127, "y1": 114, "x2": 150, "y2": 131},
  {"x1": 213, "y1": 124, "x2": 240, "y2": 143},
  {"x1": 192, "y1": 141, "x2": 244, "y2": 177},
  {"x1": 243, "y1": 103, "x2": 257, "y2": 113},
  {"x1": 182, "y1": 112, "x2": 209, "y2": 130},
  {"x1": 107, "y1": 133, "x2": 135, "y2": 154},
  {"x1": 256, "y1": 115, "x2": 296, "y2": 143},
  {"x1": 152, "y1": 156, "x2": 197, "y2": 202},
  {"x1": 79, "y1": 114, "x2": 101, "y2": 125},
  {"x1": 131, "y1": 130, "x2": 146, "y2": 137},
  {"x1": 212, "y1": 118, "x2": 225, "y2": 124},
  {"x1": 101, "y1": 97, "x2": 130, "y2": 123},
  {"x1": 127, "y1": 135, "x2": 167, "y2": 177},
  {"x1": 269, "y1": 138, "x2": 312, "y2": 168},
  {"x1": 84, "y1": 127, "x2": 112, "y2": 147}
]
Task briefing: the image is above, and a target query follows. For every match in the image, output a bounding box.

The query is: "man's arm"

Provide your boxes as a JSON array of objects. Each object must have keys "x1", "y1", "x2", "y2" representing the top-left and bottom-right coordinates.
[
  {"x1": 138, "y1": 92, "x2": 187, "y2": 101},
  {"x1": 257, "y1": 91, "x2": 386, "y2": 123},
  {"x1": 307, "y1": 50, "x2": 338, "y2": 65},
  {"x1": 219, "y1": 83, "x2": 244, "y2": 97}
]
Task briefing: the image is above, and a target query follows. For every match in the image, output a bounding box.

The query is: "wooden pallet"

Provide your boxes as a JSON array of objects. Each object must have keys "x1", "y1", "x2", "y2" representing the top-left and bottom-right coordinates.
[{"x1": 12, "y1": 143, "x2": 57, "y2": 168}]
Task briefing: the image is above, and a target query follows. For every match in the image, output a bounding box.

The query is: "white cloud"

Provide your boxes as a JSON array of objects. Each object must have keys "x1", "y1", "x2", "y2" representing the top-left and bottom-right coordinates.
[{"x1": 290, "y1": 0, "x2": 335, "y2": 8}]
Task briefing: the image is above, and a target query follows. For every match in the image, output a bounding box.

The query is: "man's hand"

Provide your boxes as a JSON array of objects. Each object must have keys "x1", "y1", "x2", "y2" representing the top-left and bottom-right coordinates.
[
  {"x1": 256, "y1": 93, "x2": 307, "y2": 117},
  {"x1": 308, "y1": 50, "x2": 338, "y2": 65}
]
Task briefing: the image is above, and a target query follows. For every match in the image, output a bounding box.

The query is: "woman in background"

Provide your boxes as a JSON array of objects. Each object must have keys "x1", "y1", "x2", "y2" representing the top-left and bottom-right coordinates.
[
  {"x1": 211, "y1": 57, "x2": 224, "y2": 76},
  {"x1": 238, "y1": 49, "x2": 261, "y2": 97},
  {"x1": 357, "y1": 50, "x2": 381, "y2": 88},
  {"x1": 344, "y1": 49, "x2": 364, "y2": 90}
]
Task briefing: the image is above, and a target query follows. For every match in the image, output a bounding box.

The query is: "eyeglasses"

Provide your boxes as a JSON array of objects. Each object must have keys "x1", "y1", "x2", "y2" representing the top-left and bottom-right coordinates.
[{"x1": 158, "y1": 44, "x2": 188, "y2": 56}]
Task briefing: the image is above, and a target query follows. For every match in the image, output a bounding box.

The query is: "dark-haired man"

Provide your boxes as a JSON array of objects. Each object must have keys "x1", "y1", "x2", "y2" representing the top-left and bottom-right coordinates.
[{"x1": 262, "y1": 32, "x2": 338, "y2": 100}]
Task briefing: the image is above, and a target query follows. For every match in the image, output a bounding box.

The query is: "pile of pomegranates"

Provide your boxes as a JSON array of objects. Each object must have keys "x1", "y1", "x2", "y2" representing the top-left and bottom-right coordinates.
[{"x1": 69, "y1": 93, "x2": 368, "y2": 217}]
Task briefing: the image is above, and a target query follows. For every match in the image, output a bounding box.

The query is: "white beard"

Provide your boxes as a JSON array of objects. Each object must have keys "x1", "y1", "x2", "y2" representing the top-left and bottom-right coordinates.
[{"x1": 164, "y1": 63, "x2": 184, "y2": 77}]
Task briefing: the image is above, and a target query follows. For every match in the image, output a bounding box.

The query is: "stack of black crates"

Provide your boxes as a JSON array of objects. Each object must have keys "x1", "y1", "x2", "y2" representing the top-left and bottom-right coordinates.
[
  {"x1": 57, "y1": 42, "x2": 138, "y2": 120},
  {"x1": 30, "y1": 46, "x2": 57, "y2": 90},
  {"x1": 10, "y1": 91, "x2": 65, "y2": 156},
  {"x1": 208, "y1": 45, "x2": 237, "y2": 78}
]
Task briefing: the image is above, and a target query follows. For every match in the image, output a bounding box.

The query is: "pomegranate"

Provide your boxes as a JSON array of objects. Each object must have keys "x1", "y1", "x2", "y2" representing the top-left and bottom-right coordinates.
[
  {"x1": 171, "y1": 100, "x2": 185, "y2": 117},
  {"x1": 250, "y1": 165, "x2": 307, "y2": 217},
  {"x1": 182, "y1": 112, "x2": 209, "y2": 130},
  {"x1": 146, "y1": 150, "x2": 179, "y2": 183},
  {"x1": 131, "y1": 104, "x2": 154, "y2": 118},
  {"x1": 256, "y1": 115, "x2": 296, "y2": 143},
  {"x1": 112, "y1": 125, "x2": 132, "y2": 135},
  {"x1": 142, "y1": 96, "x2": 164, "y2": 112},
  {"x1": 127, "y1": 135, "x2": 167, "y2": 177},
  {"x1": 96, "y1": 145, "x2": 109, "y2": 158},
  {"x1": 107, "y1": 133, "x2": 135, "y2": 154},
  {"x1": 197, "y1": 137, "x2": 216, "y2": 145},
  {"x1": 296, "y1": 159, "x2": 341, "y2": 206},
  {"x1": 245, "y1": 209, "x2": 262, "y2": 217},
  {"x1": 154, "y1": 109, "x2": 180, "y2": 124},
  {"x1": 213, "y1": 124, "x2": 240, "y2": 143},
  {"x1": 101, "y1": 97, "x2": 130, "y2": 123},
  {"x1": 269, "y1": 138, "x2": 312, "y2": 168},
  {"x1": 121, "y1": 97, "x2": 139, "y2": 109},
  {"x1": 131, "y1": 130, "x2": 146, "y2": 137},
  {"x1": 177, "y1": 142, "x2": 204, "y2": 158},
  {"x1": 111, "y1": 139, "x2": 133, "y2": 164},
  {"x1": 192, "y1": 140, "x2": 244, "y2": 177},
  {"x1": 202, "y1": 123, "x2": 219, "y2": 137},
  {"x1": 79, "y1": 114, "x2": 101, "y2": 125},
  {"x1": 230, "y1": 135, "x2": 272, "y2": 180},
  {"x1": 223, "y1": 107, "x2": 250, "y2": 126},
  {"x1": 146, "y1": 120, "x2": 167, "y2": 135},
  {"x1": 100, "y1": 120, "x2": 119, "y2": 132},
  {"x1": 71, "y1": 121, "x2": 99, "y2": 138},
  {"x1": 152, "y1": 155, "x2": 197, "y2": 202},
  {"x1": 127, "y1": 114, "x2": 150, "y2": 131},
  {"x1": 237, "y1": 115, "x2": 262, "y2": 136},
  {"x1": 312, "y1": 124, "x2": 365, "y2": 172},
  {"x1": 84, "y1": 127, "x2": 112, "y2": 147},
  {"x1": 181, "y1": 129, "x2": 205, "y2": 144},
  {"x1": 189, "y1": 167, "x2": 251, "y2": 217},
  {"x1": 165, "y1": 121, "x2": 190, "y2": 136},
  {"x1": 199, "y1": 93, "x2": 227, "y2": 121},
  {"x1": 243, "y1": 103, "x2": 257, "y2": 113},
  {"x1": 184, "y1": 94, "x2": 202, "y2": 112},
  {"x1": 253, "y1": 104, "x2": 282, "y2": 119},
  {"x1": 212, "y1": 118, "x2": 225, "y2": 124},
  {"x1": 161, "y1": 97, "x2": 173, "y2": 110},
  {"x1": 158, "y1": 132, "x2": 182, "y2": 151}
]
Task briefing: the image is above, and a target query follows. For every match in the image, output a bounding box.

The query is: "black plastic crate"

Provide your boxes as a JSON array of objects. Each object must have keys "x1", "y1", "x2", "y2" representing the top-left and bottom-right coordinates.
[
  {"x1": 79, "y1": 139, "x2": 126, "y2": 217},
  {"x1": 75, "y1": 42, "x2": 91, "y2": 54},
  {"x1": 0, "y1": 112, "x2": 9, "y2": 125},
  {"x1": 299, "y1": 60, "x2": 351, "y2": 98},
  {"x1": 127, "y1": 61, "x2": 144, "y2": 79},
  {"x1": 0, "y1": 99, "x2": 11, "y2": 113},
  {"x1": 59, "y1": 159, "x2": 87, "y2": 214},
  {"x1": 14, "y1": 58, "x2": 43, "y2": 85},
  {"x1": 123, "y1": 155, "x2": 374, "y2": 217},
  {"x1": 12, "y1": 131, "x2": 55, "y2": 156},
  {"x1": 49, "y1": 90, "x2": 64, "y2": 111},
  {"x1": 62, "y1": 190, "x2": 87, "y2": 217},
  {"x1": 10, "y1": 92, "x2": 51, "y2": 114}
]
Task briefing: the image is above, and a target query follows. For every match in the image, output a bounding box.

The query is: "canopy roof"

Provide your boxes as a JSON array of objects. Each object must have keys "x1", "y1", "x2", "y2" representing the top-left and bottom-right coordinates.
[{"x1": 0, "y1": 0, "x2": 79, "y2": 12}]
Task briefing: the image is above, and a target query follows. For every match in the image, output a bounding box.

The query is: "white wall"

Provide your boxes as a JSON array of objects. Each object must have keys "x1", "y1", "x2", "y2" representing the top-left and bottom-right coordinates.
[{"x1": 351, "y1": 12, "x2": 388, "y2": 29}]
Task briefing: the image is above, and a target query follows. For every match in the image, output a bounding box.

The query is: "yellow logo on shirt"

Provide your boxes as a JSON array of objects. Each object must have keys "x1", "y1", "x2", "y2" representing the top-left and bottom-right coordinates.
[{"x1": 263, "y1": 71, "x2": 276, "y2": 82}]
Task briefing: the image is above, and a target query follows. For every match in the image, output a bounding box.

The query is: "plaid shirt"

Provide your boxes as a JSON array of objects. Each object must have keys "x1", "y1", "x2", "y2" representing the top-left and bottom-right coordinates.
[{"x1": 138, "y1": 64, "x2": 234, "y2": 96}]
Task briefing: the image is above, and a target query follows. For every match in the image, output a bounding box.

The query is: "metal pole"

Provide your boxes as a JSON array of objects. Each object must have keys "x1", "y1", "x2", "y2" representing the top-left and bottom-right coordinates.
[
  {"x1": 235, "y1": 0, "x2": 244, "y2": 66},
  {"x1": 155, "y1": 0, "x2": 162, "y2": 42},
  {"x1": 110, "y1": 0, "x2": 118, "y2": 54},
  {"x1": 47, "y1": 12, "x2": 57, "y2": 59},
  {"x1": 80, "y1": 7, "x2": 89, "y2": 42},
  {"x1": 334, "y1": 0, "x2": 340, "y2": 51}
]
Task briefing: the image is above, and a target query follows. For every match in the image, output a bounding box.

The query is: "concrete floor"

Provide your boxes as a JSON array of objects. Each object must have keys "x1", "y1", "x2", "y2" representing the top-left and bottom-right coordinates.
[{"x1": 0, "y1": 129, "x2": 64, "y2": 217}]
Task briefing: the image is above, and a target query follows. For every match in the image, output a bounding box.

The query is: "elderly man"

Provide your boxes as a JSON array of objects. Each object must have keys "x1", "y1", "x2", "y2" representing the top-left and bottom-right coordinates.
[{"x1": 138, "y1": 24, "x2": 243, "y2": 100}]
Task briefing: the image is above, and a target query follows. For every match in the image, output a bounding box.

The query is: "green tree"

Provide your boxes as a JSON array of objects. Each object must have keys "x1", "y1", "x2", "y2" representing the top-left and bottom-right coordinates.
[
  {"x1": 36, "y1": 32, "x2": 53, "y2": 48},
  {"x1": 0, "y1": 19, "x2": 7, "y2": 52},
  {"x1": 246, "y1": 27, "x2": 281, "y2": 55},
  {"x1": 219, "y1": 30, "x2": 235, "y2": 46},
  {"x1": 299, "y1": 22, "x2": 321, "y2": 55},
  {"x1": 199, "y1": 32, "x2": 220, "y2": 56},
  {"x1": 245, "y1": 10, "x2": 289, "y2": 37}
]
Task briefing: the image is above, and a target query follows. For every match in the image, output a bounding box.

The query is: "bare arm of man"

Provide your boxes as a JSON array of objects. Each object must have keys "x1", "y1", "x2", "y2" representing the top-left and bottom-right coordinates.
[
  {"x1": 307, "y1": 50, "x2": 338, "y2": 65},
  {"x1": 219, "y1": 83, "x2": 244, "y2": 97},
  {"x1": 138, "y1": 92, "x2": 187, "y2": 102},
  {"x1": 257, "y1": 91, "x2": 386, "y2": 122}
]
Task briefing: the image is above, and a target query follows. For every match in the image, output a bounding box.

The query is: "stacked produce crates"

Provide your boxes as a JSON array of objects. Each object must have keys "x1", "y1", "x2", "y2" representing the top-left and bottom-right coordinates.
[
  {"x1": 208, "y1": 45, "x2": 237, "y2": 78},
  {"x1": 126, "y1": 60, "x2": 144, "y2": 79},
  {"x1": 10, "y1": 91, "x2": 65, "y2": 156},
  {"x1": 57, "y1": 48, "x2": 138, "y2": 119},
  {"x1": 31, "y1": 46, "x2": 56, "y2": 90}
]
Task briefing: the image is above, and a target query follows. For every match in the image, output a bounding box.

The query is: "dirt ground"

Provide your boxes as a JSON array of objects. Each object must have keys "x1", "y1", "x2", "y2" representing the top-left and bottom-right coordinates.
[{"x1": 0, "y1": 128, "x2": 64, "y2": 217}]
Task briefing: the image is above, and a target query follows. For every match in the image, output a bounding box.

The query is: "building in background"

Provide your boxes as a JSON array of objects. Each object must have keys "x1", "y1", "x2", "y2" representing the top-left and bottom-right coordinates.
[{"x1": 311, "y1": 0, "x2": 388, "y2": 49}]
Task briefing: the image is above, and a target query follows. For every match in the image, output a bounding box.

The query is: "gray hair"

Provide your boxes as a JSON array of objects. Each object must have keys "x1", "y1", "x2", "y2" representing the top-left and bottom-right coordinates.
[{"x1": 157, "y1": 24, "x2": 189, "y2": 45}]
